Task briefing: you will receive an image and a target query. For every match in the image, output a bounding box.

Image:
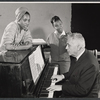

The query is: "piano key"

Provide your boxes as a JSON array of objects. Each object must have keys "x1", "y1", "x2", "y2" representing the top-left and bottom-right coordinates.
[
  {"x1": 39, "y1": 65, "x2": 58, "y2": 98},
  {"x1": 39, "y1": 93, "x2": 48, "y2": 97},
  {"x1": 42, "y1": 83, "x2": 51, "y2": 87},
  {"x1": 48, "y1": 67, "x2": 58, "y2": 98},
  {"x1": 40, "y1": 90, "x2": 49, "y2": 93}
]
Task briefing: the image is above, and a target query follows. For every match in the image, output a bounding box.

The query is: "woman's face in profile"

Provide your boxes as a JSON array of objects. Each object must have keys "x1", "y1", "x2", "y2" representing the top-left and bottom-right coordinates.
[{"x1": 19, "y1": 14, "x2": 30, "y2": 31}]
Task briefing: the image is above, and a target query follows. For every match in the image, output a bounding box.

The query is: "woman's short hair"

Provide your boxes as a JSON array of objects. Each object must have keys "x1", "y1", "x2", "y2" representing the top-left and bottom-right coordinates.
[
  {"x1": 25, "y1": 11, "x2": 30, "y2": 16},
  {"x1": 51, "y1": 16, "x2": 62, "y2": 25}
]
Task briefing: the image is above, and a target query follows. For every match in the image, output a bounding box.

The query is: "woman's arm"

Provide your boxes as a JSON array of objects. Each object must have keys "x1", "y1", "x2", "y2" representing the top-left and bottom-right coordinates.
[{"x1": 5, "y1": 43, "x2": 32, "y2": 50}]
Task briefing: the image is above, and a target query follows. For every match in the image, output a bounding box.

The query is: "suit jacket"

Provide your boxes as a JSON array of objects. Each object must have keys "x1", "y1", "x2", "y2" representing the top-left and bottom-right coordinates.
[{"x1": 62, "y1": 49, "x2": 99, "y2": 98}]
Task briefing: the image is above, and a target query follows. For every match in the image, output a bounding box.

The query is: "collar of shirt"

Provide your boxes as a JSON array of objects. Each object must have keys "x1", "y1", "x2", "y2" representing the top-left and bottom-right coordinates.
[
  {"x1": 76, "y1": 49, "x2": 85, "y2": 61},
  {"x1": 54, "y1": 30, "x2": 65, "y2": 38}
]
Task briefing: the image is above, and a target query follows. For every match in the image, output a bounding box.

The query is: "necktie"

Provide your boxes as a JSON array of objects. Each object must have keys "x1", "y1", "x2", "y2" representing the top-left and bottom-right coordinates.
[
  {"x1": 70, "y1": 56, "x2": 77, "y2": 67},
  {"x1": 67, "y1": 56, "x2": 77, "y2": 78}
]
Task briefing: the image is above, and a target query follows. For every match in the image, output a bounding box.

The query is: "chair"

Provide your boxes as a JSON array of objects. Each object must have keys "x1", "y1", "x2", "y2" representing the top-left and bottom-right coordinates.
[
  {"x1": 89, "y1": 49, "x2": 100, "y2": 69},
  {"x1": 89, "y1": 49, "x2": 100, "y2": 98},
  {"x1": 95, "y1": 50, "x2": 100, "y2": 98},
  {"x1": 94, "y1": 49, "x2": 98, "y2": 58},
  {"x1": 97, "y1": 51, "x2": 100, "y2": 65},
  {"x1": 97, "y1": 72, "x2": 100, "y2": 98},
  {"x1": 89, "y1": 49, "x2": 97, "y2": 58}
]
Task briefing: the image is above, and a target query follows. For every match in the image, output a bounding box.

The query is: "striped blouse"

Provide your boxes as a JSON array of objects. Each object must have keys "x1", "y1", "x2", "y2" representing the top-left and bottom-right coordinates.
[{"x1": 0, "y1": 21, "x2": 32, "y2": 51}]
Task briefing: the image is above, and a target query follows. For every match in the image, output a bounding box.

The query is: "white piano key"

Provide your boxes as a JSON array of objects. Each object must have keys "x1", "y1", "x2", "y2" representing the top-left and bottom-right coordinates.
[{"x1": 48, "y1": 67, "x2": 58, "y2": 98}]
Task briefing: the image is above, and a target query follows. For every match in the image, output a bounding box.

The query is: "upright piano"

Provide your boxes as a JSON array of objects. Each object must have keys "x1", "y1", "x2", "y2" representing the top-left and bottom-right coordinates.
[{"x1": 0, "y1": 45, "x2": 58, "y2": 98}]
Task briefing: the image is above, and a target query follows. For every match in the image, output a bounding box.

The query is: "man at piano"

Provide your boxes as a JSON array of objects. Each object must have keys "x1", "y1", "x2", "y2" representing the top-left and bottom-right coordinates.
[
  {"x1": 47, "y1": 33, "x2": 99, "y2": 98},
  {"x1": 0, "y1": 7, "x2": 32, "y2": 51},
  {"x1": 46, "y1": 16, "x2": 70, "y2": 74}
]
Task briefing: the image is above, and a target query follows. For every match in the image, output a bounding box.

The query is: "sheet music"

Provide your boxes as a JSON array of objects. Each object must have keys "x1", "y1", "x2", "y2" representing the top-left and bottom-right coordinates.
[
  {"x1": 29, "y1": 52, "x2": 39, "y2": 83},
  {"x1": 28, "y1": 46, "x2": 45, "y2": 83},
  {"x1": 32, "y1": 38, "x2": 46, "y2": 45}
]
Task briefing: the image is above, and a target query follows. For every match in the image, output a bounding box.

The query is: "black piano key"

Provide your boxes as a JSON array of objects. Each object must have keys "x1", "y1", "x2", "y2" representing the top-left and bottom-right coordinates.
[
  {"x1": 46, "y1": 75, "x2": 52, "y2": 79},
  {"x1": 43, "y1": 80, "x2": 51, "y2": 83},
  {"x1": 40, "y1": 90, "x2": 49, "y2": 93},
  {"x1": 48, "y1": 68, "x2": 54, "y2": 73},
  {"x1": 41, "y1": 87, "x2": 47, "y2": 90},
  {"x1": 39, "y1": 93, "x2": 48, "y2": 97},
  {"x1": 38, "y1": 65, "x2": 58, "y2": 98},
  {"x1": 42, "y1": 82, "x2": 51, "y2": 87},
  {"x1": 43, "y1": 80, "x2": 51, "y2": 84}
]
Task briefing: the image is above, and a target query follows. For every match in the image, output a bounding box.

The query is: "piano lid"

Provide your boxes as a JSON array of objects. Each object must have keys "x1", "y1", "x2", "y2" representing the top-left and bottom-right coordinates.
[{"x1": 0, "y1": 46, "x2": 37, "y2": 64}]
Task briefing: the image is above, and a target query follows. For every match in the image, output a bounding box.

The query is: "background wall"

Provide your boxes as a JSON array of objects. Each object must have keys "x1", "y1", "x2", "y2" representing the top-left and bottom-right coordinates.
[
  {"x1": 0, "y1": 3, "x2": 71, "y2": 41},
  {"x1": 71, "y1": 4, "x2": 100, "y2": 50}
]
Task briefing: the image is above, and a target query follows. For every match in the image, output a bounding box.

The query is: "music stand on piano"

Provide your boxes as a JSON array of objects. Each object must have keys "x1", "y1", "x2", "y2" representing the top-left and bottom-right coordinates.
[{"x1": 27, "y1": 45, "x2": 59, "y2": 98}]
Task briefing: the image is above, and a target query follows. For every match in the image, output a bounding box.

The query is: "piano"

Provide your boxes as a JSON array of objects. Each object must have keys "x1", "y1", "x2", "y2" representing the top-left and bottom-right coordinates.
[
  {"x1": 0, "y1": 45, "x2": 59, "y2": 98},
  {"x1": 29, "y1": 63, "x2": 58, "y2": 98}
]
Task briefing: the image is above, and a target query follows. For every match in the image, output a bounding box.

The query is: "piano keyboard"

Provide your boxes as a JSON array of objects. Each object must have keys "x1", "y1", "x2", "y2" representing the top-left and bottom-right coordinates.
[
  {"x1": 39, "y1": 64, "x2": 58, "y2": 98},
  {"x1": 48, "y1": 67, "x2": 58, "y2": 98}
]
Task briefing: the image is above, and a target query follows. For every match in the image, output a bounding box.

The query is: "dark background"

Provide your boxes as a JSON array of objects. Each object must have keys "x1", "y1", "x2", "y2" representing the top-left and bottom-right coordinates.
[{"x1": 71, "y1": 3, "x2": 100, "y2": 50}]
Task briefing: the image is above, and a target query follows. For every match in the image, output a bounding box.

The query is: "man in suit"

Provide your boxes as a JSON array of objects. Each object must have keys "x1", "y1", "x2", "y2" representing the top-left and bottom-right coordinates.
[{"x1": 46, "y1": 32, "x2": 99, "y2": 98}]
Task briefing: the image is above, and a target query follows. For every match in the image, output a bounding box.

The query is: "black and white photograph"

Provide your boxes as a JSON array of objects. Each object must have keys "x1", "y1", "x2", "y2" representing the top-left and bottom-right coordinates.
[{"x1": 0, "y1": 2, "x2": 100, "y2": 99}]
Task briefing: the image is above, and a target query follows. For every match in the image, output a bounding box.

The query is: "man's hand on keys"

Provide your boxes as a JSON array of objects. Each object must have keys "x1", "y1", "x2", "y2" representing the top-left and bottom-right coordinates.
[
  {"x1": 51, "y1": 75, "x2": 64, "y2": 83},
  {"x1": 46, "y1": 85, "x2": 62, "y2": 92}
]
